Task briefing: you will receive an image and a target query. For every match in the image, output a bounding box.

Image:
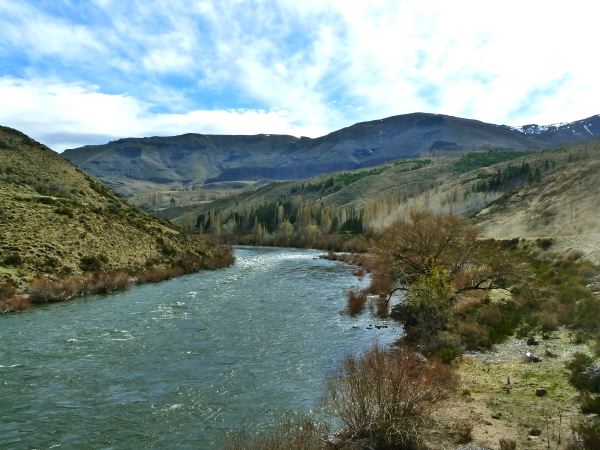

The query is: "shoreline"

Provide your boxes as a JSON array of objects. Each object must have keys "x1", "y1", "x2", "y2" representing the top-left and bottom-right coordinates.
[{"x1": 0, "y1": 245, "x2": 235, "y2": 315}]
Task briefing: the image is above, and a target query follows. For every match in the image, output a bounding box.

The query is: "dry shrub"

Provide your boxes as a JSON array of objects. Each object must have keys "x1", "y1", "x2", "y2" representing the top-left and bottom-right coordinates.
[
  {"x1": 0, "y1": 295, "x2": 32, "y2": 313},
  {"x1": 202, "y1": 245, "x2": 235, "y2": 269},
  {"x1": 454, "y1": 321, "x2": 490, "y2": 350},
  {"x1": 0, "y1": 281, "x2": 16, "y2": 300},
  {"x1": 224, "y1": 416, "x2": 328, "y2": 450},
  {"x1": 87, "y1": 272, "x2": 131, "y2": 294},
  {"x1": 324, "y1": 346, "x2": 456, "y2": 449},
  {"x1": 374, "y1": 295, "x2": 389, "y2": 316},
  {"x1": 352, "y1": 267, "x2": 366, "y2": 279},
  {"x1": 499, "y1": 438, "x2": 517, "y2": 450},
  {"x1": 346, "y1": 288, "x2": 368, "y2": 315},
  {"x1": 29, "y1": 277, "x2": 83, "y2": 303},
  {"x1": 367, "y1": 273, "x2": 394, "y2": 295}
]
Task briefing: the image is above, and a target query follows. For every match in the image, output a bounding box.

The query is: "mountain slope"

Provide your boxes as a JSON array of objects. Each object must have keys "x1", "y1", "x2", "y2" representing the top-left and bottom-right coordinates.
[
  {"x1": 0, "y1": 126, "x2": 230, "y2": 287},
  {"x1": 62, "y1": 113, "x2": 557, "y2": 197},
  {"x1": 476, "y1": 142, "x2": 600, "y2": 263}
]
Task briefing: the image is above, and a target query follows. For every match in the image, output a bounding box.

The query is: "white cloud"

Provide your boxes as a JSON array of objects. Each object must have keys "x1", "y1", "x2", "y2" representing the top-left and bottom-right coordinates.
[
  {"x1": 0, "y1": 0, "x2": 599, "y2": 148},
  {"x1": 0, "y1": 77, "x2": 326, "y2": 151}
]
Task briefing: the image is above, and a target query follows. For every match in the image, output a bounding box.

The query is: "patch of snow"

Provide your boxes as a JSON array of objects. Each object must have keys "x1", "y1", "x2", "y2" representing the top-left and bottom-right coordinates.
[{"x1": 583, "y1": 125, "x2": 594, "y2": 136}]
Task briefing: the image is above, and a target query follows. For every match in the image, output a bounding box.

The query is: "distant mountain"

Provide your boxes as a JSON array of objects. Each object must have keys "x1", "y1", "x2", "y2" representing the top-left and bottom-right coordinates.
[
  {"x1": 62, "y1": 113, "x2": 599, "y2": 197},
  {"x1": 515, "y1": 114, "x2": 600, "y2": 145},
  {"x1": 0, "y1": 126, "x2": 228, "y2": 287}
]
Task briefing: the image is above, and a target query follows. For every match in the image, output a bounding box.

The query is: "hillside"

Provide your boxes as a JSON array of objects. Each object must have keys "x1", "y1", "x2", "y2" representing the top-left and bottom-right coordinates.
[
  {"x1": 159, "y1": 139, "x2": 600, "y2": 258},
  {"x1": 62, "y1": 112, "x2": 587, "y2": 199},
  {"x1": 477, "y1": 141, "x2": 600, "y2": 263},
  {"x1": 0, "y1": 126, "x2": 231, "y2": 288}
]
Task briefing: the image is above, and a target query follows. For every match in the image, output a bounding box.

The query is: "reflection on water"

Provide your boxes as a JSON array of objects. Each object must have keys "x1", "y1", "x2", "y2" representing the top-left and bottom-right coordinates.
[{"x1": 0, "y1": 246, "x2": 401, "y2": 449}]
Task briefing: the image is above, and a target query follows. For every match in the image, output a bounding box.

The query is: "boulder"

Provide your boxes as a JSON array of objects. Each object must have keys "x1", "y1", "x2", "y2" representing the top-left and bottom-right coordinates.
[
  {"x1": 535, "y1": 387, "x2": 547, "y2": 397},
  {"x1": 529, "y1": 428, "x2": 542, "y2": 437},
  {"x1": 525, "y1": 351, "x2": 543, "y2": 363},
  {"x1": 527, "y1": 336, "x2": 540, "y2": 346}
]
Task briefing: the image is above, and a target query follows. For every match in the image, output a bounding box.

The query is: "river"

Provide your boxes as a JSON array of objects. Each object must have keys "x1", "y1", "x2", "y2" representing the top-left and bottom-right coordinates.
[{"x1": 0, "y1": 246, "x2": 401, "y2": 449}]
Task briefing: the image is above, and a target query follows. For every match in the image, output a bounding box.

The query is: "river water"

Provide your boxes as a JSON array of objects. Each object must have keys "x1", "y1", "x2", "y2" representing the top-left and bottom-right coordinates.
[{"x1": 0, "y1": 246, "x2": 401, "y2": 449}]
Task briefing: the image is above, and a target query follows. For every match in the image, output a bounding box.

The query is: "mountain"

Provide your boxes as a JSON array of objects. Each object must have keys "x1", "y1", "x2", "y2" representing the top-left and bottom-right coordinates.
[
  {"x1": 516, "y1": 114, "x2": 600, "y2": 145},
  {"x1": 63, "y1": 112, "x2": 587, "y2": 198},
  {"x1": 0, "y1": 126, "x2": 231, "y2": 288}
]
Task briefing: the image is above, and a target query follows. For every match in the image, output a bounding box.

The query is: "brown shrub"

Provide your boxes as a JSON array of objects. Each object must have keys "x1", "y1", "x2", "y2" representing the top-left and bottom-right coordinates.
[
  {"x1": 499, "y1": 438, "x2": 517, "y2": 450},
  {"x1": 0, "y1": 281, "x2": 16, "y2": 300},
  {"x1": 202, "y1": 245, "x2": 235, "y2": 269},
  {"x1": 224, "y1": 416, "x2": 328, "y2": 450},
  {"x1": 87, "y1": 272, "x2": 131, "y2": 294},
  {"x1": 454, "y1": 321, "x2": 490, "y2": 350},
  {"x1": 346, "y1": 288, "x2": 368, "y2": 316},
  {"x1": 324, "y1": 346, "x2": 456, "y2": 448},
  {"x1": 0, "y1": 295, "x2": 32, "y2": 313},
  {"x1": 29, "y1": 277, "x2": 83, "y2": 303},
  {"x1": 137, "y1": 266, "x2": 185, "y2": 284},
  {"x1": 352, "y1": 267, "x2": 366, "y2": 279},
  {"x1": 367, "y1": 272, "x2": 394, "y2": 296}
]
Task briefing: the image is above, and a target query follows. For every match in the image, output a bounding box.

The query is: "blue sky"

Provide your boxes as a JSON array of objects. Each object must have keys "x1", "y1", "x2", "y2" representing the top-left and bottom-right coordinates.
[{"x1": 0, "y1": 0, "x2": 598, "y2": 151}]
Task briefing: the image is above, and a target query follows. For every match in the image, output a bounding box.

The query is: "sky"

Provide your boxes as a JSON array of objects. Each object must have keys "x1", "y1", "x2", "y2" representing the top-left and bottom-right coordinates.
[{"x1": 0, "y1": 0, "x2": 599, "y2": 152}]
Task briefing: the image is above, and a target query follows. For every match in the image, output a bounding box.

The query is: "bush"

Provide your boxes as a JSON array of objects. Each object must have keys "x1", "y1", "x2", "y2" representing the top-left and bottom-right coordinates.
[
  {"x1": 3, "y1": 253, "x2": 22, "y2": 266},
  {"x1": 29, "y1": 277, "x2": 83, "y2": 303},
  {"x1": 499, "y1": 438, "x2": 517, "y2": 450},
  {"x1": 0, "y1": 281, "x2": 16, "y2": 300},
  {"x1": 324, "y1": 346, "x2": 456, "y2": 449},
  {"x1": 79, "y1": 254, "x2": 108, "y2": 272},
  {"x1": 346, "y1": 288, "x2": 368, "y2": 316},
  {"x1": 581, "y1": 391, "x2": 600, "y2": 414},
  {"x1": 87, "y1": 272, "x2": 130, "y2": 294},
  {"x1": 137, "y1": 266, "x2": 185, "y2": 284},
  {"x1": 567, "y1": 353, "x2": 600, "y2": 392},
  {"x1": 224, "y1": 416, "x2": 328, "y2": 450},
  {"x1": 572, "y1": 418, "x2": 600, "y2": 449}
]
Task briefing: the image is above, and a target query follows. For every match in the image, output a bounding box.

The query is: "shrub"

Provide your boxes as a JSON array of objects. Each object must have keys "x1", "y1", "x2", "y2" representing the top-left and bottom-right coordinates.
[
  {"x1": 581, "y1": 391, "x2": 600, "y2": 414},
  {"x1": 567, "y1": 353, "x2": 600, "y2": 392},
  {"x1": 87, "y1": 272, "x2": 130, "y2": 294},
  {"x1": 3, "y1": 253, "x2": 22, "y2": 266},
  {"x1": 499, "y1": 438, "x2": 517, "y2": 450},
  {"x1": 572, "y1": 418, "x2": 600, "y2": 449},
  {"x1": 137, "y1": 266, "x2": 185, "y2": 284},
  {"x1": 79, "y1": 254, "x2": 108, "y2": 272},
  {"x1": 346, "y1": 288, "x2": 368, "y2": 315},
  {"x1": 224, "y1": 416, "x2": 328, "y2": 450},
  {"x1": 29, "y1": 277, "x2": 83, "y2": 303},
  {"x1": 324, "y1": 346, "x2": 456, "y2": 449},
  {"x1": 0, "y1": 281, "x2": 16, "y2": 300}
]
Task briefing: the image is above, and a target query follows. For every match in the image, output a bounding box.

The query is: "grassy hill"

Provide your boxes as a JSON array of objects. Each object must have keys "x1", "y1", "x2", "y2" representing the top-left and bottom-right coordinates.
[{"x1": 0, "y1": 126, "x2": 232, "y2": 290}]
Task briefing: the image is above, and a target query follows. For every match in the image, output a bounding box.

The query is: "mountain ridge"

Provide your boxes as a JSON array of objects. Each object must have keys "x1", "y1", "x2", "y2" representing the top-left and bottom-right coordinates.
[{"x1": 61, "y1": 112, "x2": 599, "y2": 198}]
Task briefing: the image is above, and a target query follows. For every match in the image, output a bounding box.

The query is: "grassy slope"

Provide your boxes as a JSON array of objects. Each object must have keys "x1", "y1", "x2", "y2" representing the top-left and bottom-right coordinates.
[
  {"x1": 476, "y1": 141, "x2": 600, "y2": 263},
  {"x1": 0, "y1": 126, "x2": 221, "y2": 287}
]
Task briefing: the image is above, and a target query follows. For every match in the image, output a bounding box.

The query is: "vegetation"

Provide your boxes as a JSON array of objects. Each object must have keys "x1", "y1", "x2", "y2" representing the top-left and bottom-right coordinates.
[
  {"x1": 0, "y1": 126, "x2": 234, "y2": 312},
  {"x1": 226, "y1": 346, "x2": 456, "y2": 450}
]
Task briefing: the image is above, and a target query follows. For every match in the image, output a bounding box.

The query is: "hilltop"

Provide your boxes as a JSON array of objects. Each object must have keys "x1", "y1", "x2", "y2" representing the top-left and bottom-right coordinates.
[
  {"x1": 0, "y1": 126, "x2": 232, "y2": 290},
  {"x1": 61, "y1": 113, "x2": 600, "y2": 201}
]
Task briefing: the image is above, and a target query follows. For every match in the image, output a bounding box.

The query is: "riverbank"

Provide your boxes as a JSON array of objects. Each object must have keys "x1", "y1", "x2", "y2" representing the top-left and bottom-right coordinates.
[{"x1": 0, "y1": 245, "x2": 234, "y2": 314}]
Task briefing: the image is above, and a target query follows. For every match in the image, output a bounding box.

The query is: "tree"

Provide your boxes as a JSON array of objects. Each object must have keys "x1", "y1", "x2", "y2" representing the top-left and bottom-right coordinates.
[{"x1": 371, "y1": 210, "x2": 520, "y2": 345}]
